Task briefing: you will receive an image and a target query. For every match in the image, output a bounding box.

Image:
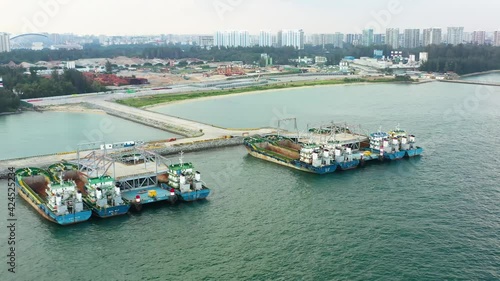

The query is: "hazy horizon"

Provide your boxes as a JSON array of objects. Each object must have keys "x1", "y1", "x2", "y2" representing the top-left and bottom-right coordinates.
[{"x1": 2, "y1": 0, "x2": 500, "y2": 36}]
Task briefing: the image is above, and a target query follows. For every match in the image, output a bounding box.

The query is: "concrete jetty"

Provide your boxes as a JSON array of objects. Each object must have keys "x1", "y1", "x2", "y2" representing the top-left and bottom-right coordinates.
[
  {"x1": 1, "y1": 91, "x2": 278, "y2": 179},
  {"x1": 0, "y1": 136, "x2": 264, "y2": 179},
  {"x1": 437, "y1": 80, "x2": 500, "y2": 87}
]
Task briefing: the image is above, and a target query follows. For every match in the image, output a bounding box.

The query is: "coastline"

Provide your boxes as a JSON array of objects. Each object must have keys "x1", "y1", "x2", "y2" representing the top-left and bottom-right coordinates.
[
  {"x1": 16, "y1": 77, "x2": 435, "y2": 114},
  {"x1": 460, "y1": 70, "x2": 500, "y2": 78},
  {"x1": 0, "y1": 111, "x2": 22, "y2": 116},
  {"x1": 131, "y1": 77, "x2": 423, "y2": 110},
  {"x1": 143, "y1": 82, "x2": 377, "y2": 110}
]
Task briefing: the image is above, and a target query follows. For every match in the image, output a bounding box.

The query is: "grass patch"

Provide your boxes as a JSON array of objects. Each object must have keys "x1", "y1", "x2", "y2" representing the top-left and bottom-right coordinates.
[{"x1": 116, "y1": 78, "x2": 406, "y2": 108}]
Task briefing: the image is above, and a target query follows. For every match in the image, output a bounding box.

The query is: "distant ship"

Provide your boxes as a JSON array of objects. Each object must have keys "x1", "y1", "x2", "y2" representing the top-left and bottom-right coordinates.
[
  {"x1": 369, "y1": 127, "x2": 423, "y2": 160},
  {"x1": 387, "y1": 128, "x2": 424, "y2": 157}
]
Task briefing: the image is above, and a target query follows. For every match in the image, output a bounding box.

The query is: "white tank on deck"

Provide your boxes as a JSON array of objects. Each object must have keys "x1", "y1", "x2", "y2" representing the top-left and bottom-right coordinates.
[
  {"x1": 195, "y1": 171, "x2": 201, "y2": 182},
  {"x1": 114, "y1": 187, "x2": 121, "y2": 196},
  {"x1": 383, "y1": 140, "x2": 389, "y2": 147},
  {"x1": 76, "y1": 192, "x2": 82, "y2": 202},
  {"x1": 96, "y1": 189, "x2": 102, "y2": 200},
  {"x1": 323, "y1": 150, "x2": 329, "y2": 158},
  {"x1": 180, "y1": 174, "x2": 186, "y2": 184},
  {"x1": 401, "y1": 137, "x2": 407, "y2": 144},
  {"x1": 392, "y1": 138, "x2": 399, "y2": 145},
  {"x1": 312, "y1": 153, "x2": 318, "y2": 160},
  {"x1": 409, "y1": 136, "x2": 415, "y2": 142},
  {"x1": 56, "y1": 196, "x2": 62, "y2": 206},
  {"x1": 346, "y1": 148, "x2": 352, "y2": 154},
  {"x1": 335, "y1": 149, "x2": 341, "y2": 157}
]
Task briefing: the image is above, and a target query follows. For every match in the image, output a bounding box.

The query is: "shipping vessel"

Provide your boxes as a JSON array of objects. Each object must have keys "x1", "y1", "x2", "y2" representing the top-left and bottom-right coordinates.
[
  {"x1": 245, "y1": 121, "x2": 423, "y2": 174},
  {"x1": 49, "y1": 162, "x2": 131, "y2": 217},
  {"x1": 387, "y1": 128, "x2": 424, "y2": 157},
  {"x1": 244, "y1": 135, "x2": 342, "y2": 174},
  {"x1": 83, "y1": 175, "x2": 131, "y2": 218},
  {"x1": 369, "y1": 131, "x2": 405, "y2": 160},
  {"x1": 162, "y1": 154, "x2": 210, "y2": 201},
  {"x1": 15, "y1": 167, "x2": 92, "y2": 225},
  {"x1": 368, "y1": 127, "x2": 424, "y2": 160}
]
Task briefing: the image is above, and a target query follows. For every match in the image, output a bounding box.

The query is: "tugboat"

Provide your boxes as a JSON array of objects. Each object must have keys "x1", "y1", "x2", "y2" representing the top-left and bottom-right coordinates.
[
  {"x1": 163, "y1": 152, "x2": 211, "y2": 202},
  {"x1": 15, "y1": 167, "x2": 91, "y2": 225}
]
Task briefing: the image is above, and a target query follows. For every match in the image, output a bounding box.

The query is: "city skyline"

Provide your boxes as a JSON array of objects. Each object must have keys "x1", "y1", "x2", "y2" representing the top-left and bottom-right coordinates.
[{"x1": 2, "y1": 0, "x2": 500, "y2": 36}]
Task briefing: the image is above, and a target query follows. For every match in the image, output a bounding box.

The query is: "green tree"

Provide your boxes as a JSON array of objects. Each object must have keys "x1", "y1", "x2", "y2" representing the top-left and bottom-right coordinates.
[
  {"x1": 105, "y1": 60, "x2": 112, "y2": 73},
  {"x1": 0, "y1": 88, "x2": 21, "y2": 113}
]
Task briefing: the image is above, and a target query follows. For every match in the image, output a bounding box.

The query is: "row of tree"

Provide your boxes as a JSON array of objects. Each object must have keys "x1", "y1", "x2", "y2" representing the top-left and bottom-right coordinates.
[
  {"x1": 0, "y1": 67, "x2": 106, "y2": 100},
  {"x1": 2, "y1": 43, "x2": 500, "y2": 74},
  {"x1": 418, "y1": 45, "x2": 500, "y2": 74}
]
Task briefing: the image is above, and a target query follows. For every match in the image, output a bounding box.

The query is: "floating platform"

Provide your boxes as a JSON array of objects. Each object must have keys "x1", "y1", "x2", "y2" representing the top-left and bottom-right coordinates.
[{"x1": 121, "y1": 186, "x2": 176, "y2": 205}]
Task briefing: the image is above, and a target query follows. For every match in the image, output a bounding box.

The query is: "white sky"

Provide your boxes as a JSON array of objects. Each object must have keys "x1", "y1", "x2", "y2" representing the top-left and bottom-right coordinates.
[{"x1": 2, "y1": 0, "x2": 500, "y2": 36}]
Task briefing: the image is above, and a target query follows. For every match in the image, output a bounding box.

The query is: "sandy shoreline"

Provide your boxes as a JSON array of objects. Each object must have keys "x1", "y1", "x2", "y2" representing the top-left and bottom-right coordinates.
[
  {"x1": 29, "y1": 78, "x2": 434, "y2": 114},
  {"x1": 143, "y1": 82, "x2": 377, "y2": 110}
]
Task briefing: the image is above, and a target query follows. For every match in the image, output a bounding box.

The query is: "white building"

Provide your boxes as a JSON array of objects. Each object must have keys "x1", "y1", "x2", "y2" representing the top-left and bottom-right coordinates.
[
  {"x1": 385, "y1": 28, "x2": 400, "y2": 48},
  {"x1": 215, "y1": 31, "x2": 250, "y2": 48},
  {"x1": 353, "y1": 57, "x2": 393, "y2": 69},
  {"x1": 278, "y1": 29, "x2": 305, "y2": 49},
  {"x1": 66, "y1": 61, "x2": 76, "y2": 69},
  {"x1": 423, "y1": 28, "x2": 442, "y2": 46},
  {"x1": 259, "y1": 31, "x2": 272, "y2": 47},
  {"x1": 494, "y1": 31, "x2": 500, "y2": 47},
  {"x1": 333, "y1": 33, "x2": 344, "y2": 48},
  {"x1": 198, "y1": 36, "x2": 214, "y2": 47},
  {"x1": 0, "y1": 33, "x2": 11, "y2": 53},
  {"x1": 362, "y1": 29, "x2": 374, "y2": 46},
  {"x1": 472, "y1": 31, "x2": 486, "y2": 45},
  {"x1": 315, "y1": 56, "x2": 327, "y2": 65},
  {"x1": 403, "y1": 29, "x2": 420, "y2": 48},
  {"x1": 419, "y1": 52, "x2": 428, "y2": 63},
  {"x1": 447, "y1": 27, "x2": 464, "y2": 45}
]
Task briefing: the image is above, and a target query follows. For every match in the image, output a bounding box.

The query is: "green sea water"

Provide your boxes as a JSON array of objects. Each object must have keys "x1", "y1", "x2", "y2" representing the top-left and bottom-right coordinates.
[
  {"x1": 0, "y1": 112, "x2": 179, "y2": 160},
  {"x1": 0, "y1": 76, "x2": 499, "y2": 280}
]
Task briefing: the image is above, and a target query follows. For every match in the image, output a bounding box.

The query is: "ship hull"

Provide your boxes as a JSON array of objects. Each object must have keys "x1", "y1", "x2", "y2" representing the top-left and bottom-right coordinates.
[
  {"x1": 383, "y1": 151, "x2": 406, "y2": 160},
  {"x1": 86, "y1": 202, "x2": 131, "y2": 218},
  {"x1": 338, "y1": 160, "x2": 360, "y2": 171},
  {"x1": 405, "y1": 147, "x2": 423, "y2": 157},
  {"x1": 176, "y1": 189, "x2": 211, "y2": 202},
  {"x1": 17, "y1": 182, "x2": 91, "y2": 225},
  {"x1": 246, "y1": 147, "x2": 337, "y2": 174}
]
